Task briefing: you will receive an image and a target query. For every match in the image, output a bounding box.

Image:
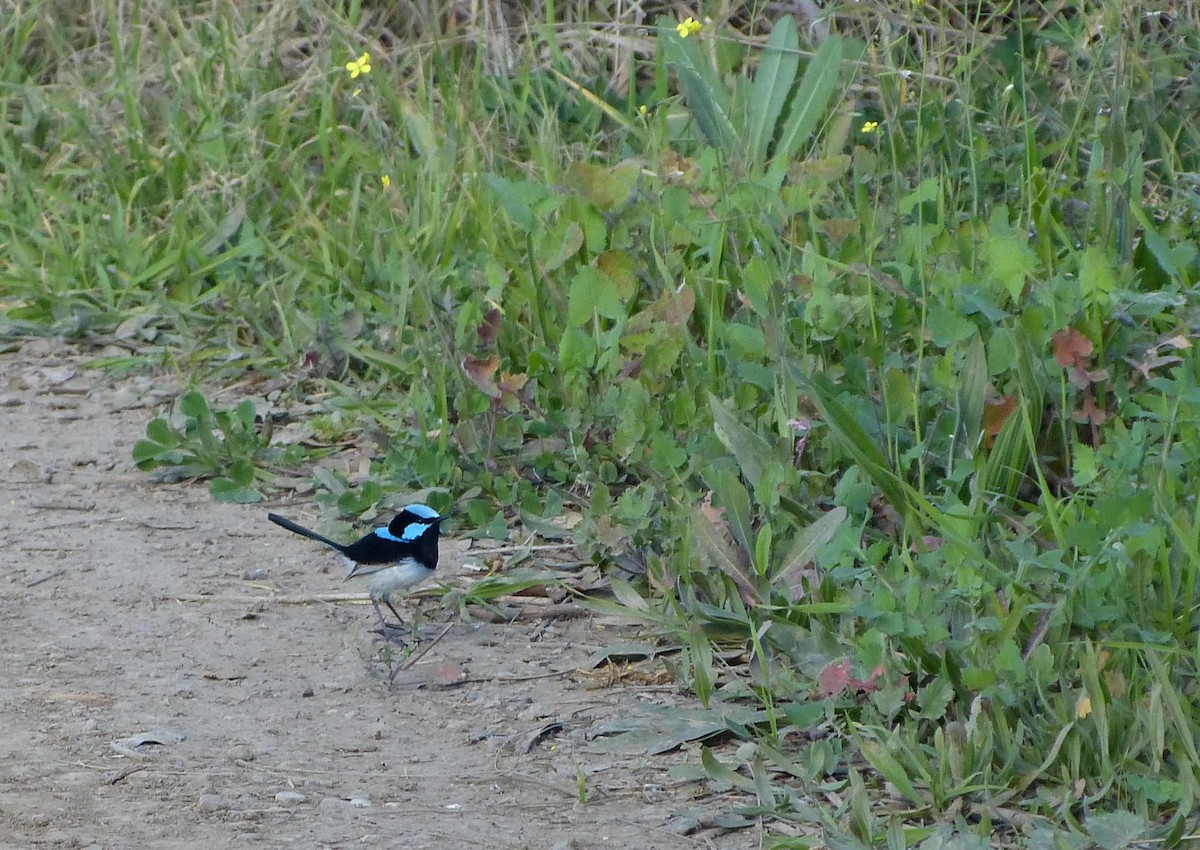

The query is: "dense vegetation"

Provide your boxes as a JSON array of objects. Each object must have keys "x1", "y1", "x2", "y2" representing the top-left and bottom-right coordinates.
[{"x1": 4, "y1": 1, "x2": 1200, "y2": 845}]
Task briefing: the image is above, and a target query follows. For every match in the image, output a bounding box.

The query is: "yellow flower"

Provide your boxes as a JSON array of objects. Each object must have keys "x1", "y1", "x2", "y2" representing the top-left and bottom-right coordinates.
[
  {"x1": 638, "y1": 104, "x2": 649, "y2": 116},
  {"x1": 345, "y1": 52, "x2": 371, "y2": 79},
  {"x1": 381, "y1": 174, "x2": 391, "y2": 188},
  {"x1": 861, "y1": 120, "x2": 879, "y2": 134},
  {"x1": 676, "y1": 17, "x2": 701, "y2": 38}
]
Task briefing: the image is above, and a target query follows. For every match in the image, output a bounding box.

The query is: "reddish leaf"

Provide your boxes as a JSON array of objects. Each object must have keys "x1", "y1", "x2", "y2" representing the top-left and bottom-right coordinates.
[
  {"x1": 1052, "y1": 328, "x2": 1093, "y2": 368},
  {"x1": 497, "y1": 372, "x2": 529, "y2": 395},
  {"x1": 816, "y1": 659, "x2": 852, "y2": 698},
  {"x1": 982, "y1": 396, "x2": 1017, "y2": 448},
  {"x1": 477, "y1": 307, "x2": 503, "y2": 349},
  {"x1": 1072, "y1": 391, "x2": 1108, "y2": 427},
  {"x1": 462, "y1": 354, "x2": 500, "y2": 398}
]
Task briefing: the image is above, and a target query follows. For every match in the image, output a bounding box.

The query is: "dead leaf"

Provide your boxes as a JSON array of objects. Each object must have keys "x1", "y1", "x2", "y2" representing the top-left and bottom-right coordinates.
[
  {"x1": 477, "y1": 306, "x2": 503, "y2": 349},
  {"x1": 462, "y1": 354, "x2": 500, "y2": 398},
  {"x1": 982, "y1": 396, "x2": 1017, "y2": 448},
  {"x1": 1052, "y1": 328, "x2": 1093, "y2": 368}
]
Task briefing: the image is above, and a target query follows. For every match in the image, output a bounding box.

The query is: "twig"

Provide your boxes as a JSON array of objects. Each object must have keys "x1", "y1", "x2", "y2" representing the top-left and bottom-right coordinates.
[
  {"x1": 401, "y1": 623, "x2": 454, "y2": 670},
  {"x1": 457, "y1": 669, "x2": 574, "y2": 686},
  {"x1": 166, "y1": 592, "x2": 374, "y2": 605},
  {"x1": 473, "y1": 542, "x2": 578, "y2": 555},
  {"x1": 470, "y1": 603, "x2": 590, "y2": 622},
  {"x1": 107, "y1": 764, "x2": 148, "y2": 785},
  {"x1": 27, "y1": 568, "x2": 67, "y2": 587}
]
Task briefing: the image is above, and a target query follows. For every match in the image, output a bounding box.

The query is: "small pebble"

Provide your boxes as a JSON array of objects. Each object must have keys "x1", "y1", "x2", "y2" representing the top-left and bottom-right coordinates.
[
  {"x1": 226, "y1": 744, "x2": 255, "y2": 762},
  {"x1": 275, "y1": 791, "x2": 307, "y2": 806},
  {"x1": 197, "y1": 794, "x2": 227, "y2": 812},
  {"x1": 665, "y1": 816, "x2": 702, "y2": 836}
]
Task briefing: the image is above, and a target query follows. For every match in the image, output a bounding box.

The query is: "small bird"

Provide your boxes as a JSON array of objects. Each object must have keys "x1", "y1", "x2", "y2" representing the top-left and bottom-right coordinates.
[{"x1": 267, "y1": 504, "x2": 445, "y2": 636}]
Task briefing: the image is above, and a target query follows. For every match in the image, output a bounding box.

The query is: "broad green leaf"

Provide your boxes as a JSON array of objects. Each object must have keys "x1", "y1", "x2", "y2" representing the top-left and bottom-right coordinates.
[
  {"x1": 661, "y1": 19, "x2": 738, "y2": 154},
  {"x1": 178, "y1": 389, "x2": 209, "y2": 419},
  {"x1": 486, "y1": 174, "x2": 548, "y2": 232},
  {"x1": 983, "y1": 207, "x2": 1039, "y2": 302},
  {"x1": 859, "y1": 738, "x2": 924, "y2": 805},
  {"x1": 591, "y1": 708, "x2": 729, "y2": 755},
  {"x1": 1084, "y1": 811, "x2": 1148, "y2": 850},
  {"x1": 691, "y1": 503, "x2": 759, "y2": 604},
  {"x1": 708, "y1": 393, "x2": 773, "y2": 488},
  {"x1": 772, "y1": 35, "x2": 844, "y2": 164},
  {"x1": 144, "y1": 416, "x2": 177, "y2": 446},
  {"x1": 959, "y1": 334, "x2": 986, "y2": 444},
  {"x1": 209, "y1": 477, "x2": 261, "y2": 503},
  {"x1": 774, "y1": 506, "x2": 848, "y2": 590},
  {"x1": 542, "y1": 221, "x2": 584, "y2": 272},
  {"x1": 898, "y1": 176, "x2": 941, "y2": 215},
  {"x1": 747, "y1": 15, "x2": 800, "y2": 167},
  {"x1": 1079, "y1": 245, "x2": 1117, "y2": 307},
  {"x1": 567, "y1": 266, "x2": 624, "y2": 325},
  {"x1": 567, "y1": 159, "x2": 640, "y2": 211},
  {"x1": 557, "y1": 327, "x2": 596, "y2": 372},
  {"x1": 701, "y1": 746, "x2": 757, "y2": 791},
  {"x1": 713, "y1": 467, "x2": 755, "y2": 559},
  {"x1": 927, "y1": 305, "x2": 977, "y2": 348}
]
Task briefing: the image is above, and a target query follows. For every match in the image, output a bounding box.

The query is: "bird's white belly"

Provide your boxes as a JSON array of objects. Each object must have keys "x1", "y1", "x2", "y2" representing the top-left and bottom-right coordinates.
[{"x1": 340, "y1": 557, "x2": 434, "y2": 598}]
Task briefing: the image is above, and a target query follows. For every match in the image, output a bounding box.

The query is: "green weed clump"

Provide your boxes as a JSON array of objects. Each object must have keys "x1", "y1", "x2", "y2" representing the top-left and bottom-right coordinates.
[{"x1": 5, "y1": 0, "x2": 1200, "y2": 844}]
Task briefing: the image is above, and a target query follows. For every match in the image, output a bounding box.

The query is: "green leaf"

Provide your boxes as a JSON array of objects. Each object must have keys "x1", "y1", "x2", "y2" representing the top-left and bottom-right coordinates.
[
  {"x1": 543, "y1": 221, "x2": 584, "y2": 272},
  {"x1": 486, "y1": 174, "x2": 550, "y2": 232},
  {"x1": 1079, "y1": 245, "x2": 1117, "y2": 307},
  {"x1": 746, "y1": 15, "x2": 800, "y2": 167},
  {"x1": 178, "y1": 389, "x2": 209, "y2": 419},
  {"x1": 898, "y1": 177, "x2": 941, "y2": 215},
  {"x1": 661, "y1": 19, "x2": 738, "y2": 154},
  {"x1": 927, "y1": 305, "x2": 977, "y2": 348},
  {"x1": 959, "y1": 334, "x2": 986, "y2": 443},
  {"x1": 144, "y1": 417, "x2": 178, "y2": 446},
  {"x1": 567, "y1": 266, "x2": 624, "y2": 325},
  {"x1": 209, "y1": 477, "x2": 261, "y2": 503},
  {"x1": 713, "y1": 467, "x2": 755, "y2": 560},
  {"x1": 567, "y1": 159, "x2": 640, "y2": 212},
  {"x1": 772, "y1": 35, "x2": 844, "y2": 165},
  {"x1": 708, "y1": 393, "x2": 773, "y2": 488},
  {"x1": 131, "y1": 440, "x2": 182, "y2": 469},
  {"x1": 774, "y1": 506, "x2": 848, "y2": 590},
  {"x1": 591, "y1": 708, "x2": 728, "y2": 755},
  {"x1": 859, "y1": 738, "x2": 924, "y2": 805},
  {"x1": 789, "y1": 366, "x2": 913, "y2": 525},
  {"x1": 983, "y1": 207, "x2": 1039, "y2": 302},
  {"x1": 691, "y1": 503, "x2": 759, "y2": 604},
  {"x1": 1084, "y1": 811, "x2": 1148, "y2": 850},
  {"x1": 557, "y1": 327, "x2": 596, "y2": 372},
  {"x1": 701, "y1": 746, "x2": 757, "y2": 791}
]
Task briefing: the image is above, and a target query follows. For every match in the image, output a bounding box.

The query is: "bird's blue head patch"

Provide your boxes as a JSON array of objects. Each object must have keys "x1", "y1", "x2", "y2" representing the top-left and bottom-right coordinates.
[
  {"x1": 402, "y1": 503, "x2": 440, "y2": 520},
  {"x1": 373, "y1": 504, "x2": 444, "y2": 544},
  {"x1": 374, "y1": 521, "x2": 433, "y2": 543}
]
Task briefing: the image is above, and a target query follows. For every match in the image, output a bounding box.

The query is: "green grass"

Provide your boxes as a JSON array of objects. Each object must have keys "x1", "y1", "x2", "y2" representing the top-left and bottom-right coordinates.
[{"x1": 5, "y1": 0, "x2": 1200, "y2": 845}]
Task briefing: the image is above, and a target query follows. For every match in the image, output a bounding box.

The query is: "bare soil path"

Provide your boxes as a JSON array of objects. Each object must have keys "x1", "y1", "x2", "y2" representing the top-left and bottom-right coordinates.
[{"x1": 0, "y1": 341, "x2": 751, "y2": 849}]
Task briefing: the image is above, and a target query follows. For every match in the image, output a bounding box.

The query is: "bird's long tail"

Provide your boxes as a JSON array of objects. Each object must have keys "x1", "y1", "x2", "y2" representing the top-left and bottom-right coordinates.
[{"x1": 267, "y1": 513, "x2": 344, "y2": 552}]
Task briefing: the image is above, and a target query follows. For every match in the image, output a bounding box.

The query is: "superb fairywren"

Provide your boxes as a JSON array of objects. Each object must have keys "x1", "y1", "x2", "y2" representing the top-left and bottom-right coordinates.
[{"x1": 267, "y1": 504, "x2": 445, "y2": 635}]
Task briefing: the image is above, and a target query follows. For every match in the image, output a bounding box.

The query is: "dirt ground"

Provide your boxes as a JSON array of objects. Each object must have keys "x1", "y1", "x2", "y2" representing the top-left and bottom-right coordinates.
[{"x1": 0, "y1": 340, "x2": 756, "y2": 849}]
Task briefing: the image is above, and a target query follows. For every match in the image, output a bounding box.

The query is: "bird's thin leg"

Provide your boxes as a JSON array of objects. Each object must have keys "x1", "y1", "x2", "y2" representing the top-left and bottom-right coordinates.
[
  {"x1": 370, "y1": 596, "x2": 408, "y2": 642},
  {"x1": 383, "y1": 596, "x2": 408, "y2": 626}
]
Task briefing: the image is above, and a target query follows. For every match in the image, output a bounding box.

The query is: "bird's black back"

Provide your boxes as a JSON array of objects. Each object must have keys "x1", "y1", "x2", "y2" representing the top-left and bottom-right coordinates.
[{"x1": 269, "y1": 507, "x2": 443, "y2": 569}]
